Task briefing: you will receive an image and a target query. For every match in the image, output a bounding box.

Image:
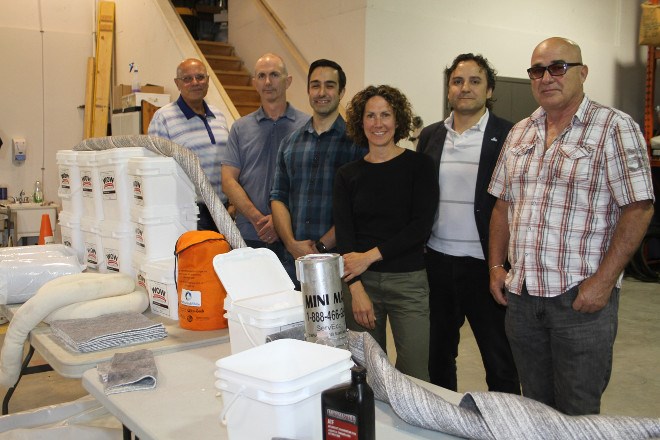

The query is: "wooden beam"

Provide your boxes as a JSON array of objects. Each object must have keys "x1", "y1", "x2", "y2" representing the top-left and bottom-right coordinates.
[
  {"x1": 83, "y1": 57, "x2": 95, "y2": 139},
  {"x1": 92, "y1": 2, "x2": 115, "y2": 138}
]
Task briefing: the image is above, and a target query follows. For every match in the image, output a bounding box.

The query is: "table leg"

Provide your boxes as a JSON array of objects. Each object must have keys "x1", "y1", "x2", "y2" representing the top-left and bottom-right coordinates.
[{"x1": 2, "y1": 345, "x2": 53, "y2": 414}]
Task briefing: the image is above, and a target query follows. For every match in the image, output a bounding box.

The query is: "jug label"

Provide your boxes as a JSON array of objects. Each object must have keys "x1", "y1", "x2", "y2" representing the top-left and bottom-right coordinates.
[{"x1": 325, "y1": 408, "x2": 358, "y2": 439}]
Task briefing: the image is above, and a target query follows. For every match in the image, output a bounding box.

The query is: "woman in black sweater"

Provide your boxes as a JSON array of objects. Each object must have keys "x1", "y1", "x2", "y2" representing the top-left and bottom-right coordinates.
[{"x1": 334, "y1": 85, "x2": 438, "y2": 380}]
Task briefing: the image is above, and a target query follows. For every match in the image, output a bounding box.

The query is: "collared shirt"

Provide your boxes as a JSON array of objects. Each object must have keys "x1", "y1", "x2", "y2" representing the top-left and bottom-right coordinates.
[
  {"x1": 489, "y1": 96, "x2": 654, "y2": 297},
  {"x1": 427, "y1": 110, "x2": 489, "y2": 259},
  {"x1": 148, "y1": 95, "x2": 229, "y2": 203},
  {"x1": 270, "y1": 115, "x2": 365, "y2": 241},
  {"x1": 220, "y1": 103, "x2": 308, "y2": 241}
]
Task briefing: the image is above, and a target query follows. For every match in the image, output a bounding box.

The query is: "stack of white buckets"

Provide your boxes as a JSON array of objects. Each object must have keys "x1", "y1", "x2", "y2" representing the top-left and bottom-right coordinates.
[{"x1": 56, "y1": 148, "x2": 199, "y2": 320}]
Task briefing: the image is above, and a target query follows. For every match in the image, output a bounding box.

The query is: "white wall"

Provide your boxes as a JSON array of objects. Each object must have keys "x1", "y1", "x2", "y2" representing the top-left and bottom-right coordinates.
[{"x1": 0, "y1": 0, "x2": 649, "y2": 205}]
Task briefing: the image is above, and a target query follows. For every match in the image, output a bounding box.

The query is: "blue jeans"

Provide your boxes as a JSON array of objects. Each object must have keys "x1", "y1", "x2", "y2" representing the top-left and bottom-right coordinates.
[
  {"x1": 505, "y1": 283, "x2": 619, "y2": 415},
  {"x1": 244, "y1": 239, "x2": 298, "y2": 289}
]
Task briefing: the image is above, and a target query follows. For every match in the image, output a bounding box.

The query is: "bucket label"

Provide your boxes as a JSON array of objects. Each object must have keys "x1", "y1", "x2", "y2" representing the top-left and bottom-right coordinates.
[
  {"x1": 106, "y1": 248, "x2": 120, "y2": 272},
  {"x1": 132, "y1": 177, "x2": 144, "y2": 205},
  {"x1": 81, "y1": 171, "x2": 94, "y2": 197},
  {"x1": 60, "y1": 168, "x2": 71, "y2": 192},
  {"x1": 137, "y1": 271, "x2": 147, "y2": 290},
  {"x1": 135, "y1": 225, "x2": 145, "y2": 250},
  {"x1": 181, "y1": 289, "x2": 201, "y2": 307},
  {"x1": 85, "y1": 242, "x2": 98, "y2": 267},
  {"x1": 100, "y1": 171, "x2": 117, "y2": 199}
]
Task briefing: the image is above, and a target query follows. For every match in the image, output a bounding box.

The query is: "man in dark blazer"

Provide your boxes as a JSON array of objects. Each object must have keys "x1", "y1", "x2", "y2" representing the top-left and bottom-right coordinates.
[{"x1": 417, "y1": 53, "x2": 519, "y2": 393}]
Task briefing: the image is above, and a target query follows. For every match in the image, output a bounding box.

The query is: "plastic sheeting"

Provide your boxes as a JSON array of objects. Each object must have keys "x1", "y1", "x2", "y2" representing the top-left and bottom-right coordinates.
[
  {"x1": 0, "y1": 395, "x2": 122, "y2": 439},
  {"x1": 0, "y1": 245, "x2": 84, "y2": 305}
]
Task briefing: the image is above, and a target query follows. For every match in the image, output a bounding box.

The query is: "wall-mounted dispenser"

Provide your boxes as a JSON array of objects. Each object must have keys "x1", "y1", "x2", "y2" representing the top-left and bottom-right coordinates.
[{"x1": 12, "y1": 138, "x2": 26, "y2": 162}]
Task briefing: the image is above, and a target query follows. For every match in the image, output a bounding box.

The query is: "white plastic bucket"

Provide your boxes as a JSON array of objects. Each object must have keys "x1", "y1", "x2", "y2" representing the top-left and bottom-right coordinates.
[
  {"x1": 99, "y1": 219, "x2": 134, "y2": 275},
  {"x1": 215, "y1": 339, "x2": 352, "y2": 440},
  {"x1": 56, "y1": 149, "x2": 83, "y2": 216},
  {"x1": 142, "y1": 257, "x2": 178, "y2": 320},
  {"x1": 59, "y1": 211, "x2": 84, "y2": 264},
  {"x1": 76, "y1": 151, "x2": 104, "y2": 221},
  {"x1": 213, "y1": 248, "x2": 304, "y2": 354},
  {"x1": 127, "y1": 156, "x2": 196, "y2": 208},
  {"x1": 132, "y1": 204, "x2": 197, "y2": 260},
  {"x1": 96, "y1": 148, "x2": 157, "y2": 222},
  {"x1": 131, "y1": 250, "x2": 148, "y2": 293},
  {"x1": 81, "y1": 216, "x2": 104, "y2": 272}
]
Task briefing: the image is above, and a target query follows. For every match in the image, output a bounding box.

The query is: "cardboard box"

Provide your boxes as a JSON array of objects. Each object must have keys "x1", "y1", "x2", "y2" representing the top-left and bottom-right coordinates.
[
  {"x1": 113, "y1": 84, "x2": 165, "y2": 110},
  {"x1": 121, "y1": 93, "x2": 170, "y2": 110}
]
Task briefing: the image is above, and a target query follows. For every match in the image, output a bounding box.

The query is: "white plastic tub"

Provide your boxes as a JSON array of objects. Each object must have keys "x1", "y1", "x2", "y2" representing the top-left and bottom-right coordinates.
[
  {"x1": 132, "y1": 204, "x2": 197, "y2": 260},
  {"x1": 142, "y1": 257, "x2": 178, "y2": 320},
  {"x1": 96, "y1": 148, "x2": 157, "y2": 222},
  {"x1": 81, "y1": 216, "x2": 104, "y2": 272},
  {"x1": 58, "y1": 211, "x2": 84, "y2": 264},
  {"x1": 215, "y1": 339, "x2": 352, "y2": 440},
  {"x1": 213, "y1": 247, "x2": 304, "y2": 354},
  {"x1": 99, "y1": 219, "x2": 134, "y2": 275},
  {"x1": 127, "y1": 156, "x2": 196, "y2": 208},
  {"x1": 56, "y1": 150, "x2": 83, "y2": 216},
  {"x1": 76, "y1": 151, "x2": 104, "y2": 221}
]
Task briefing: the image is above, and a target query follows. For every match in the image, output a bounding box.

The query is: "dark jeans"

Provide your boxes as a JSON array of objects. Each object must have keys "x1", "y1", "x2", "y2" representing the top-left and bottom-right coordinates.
[
  {"x1": 244, "y1": 239, "x2": 298, "y2": 289},
  {"x1": 506, "y1": 283, "x2": 619, "y2": 415},
  {"x1": 196, "y1": 202, "x2": 219, "y2": 233},
  {"x1": 426, "y1": 248, "x2": 520, "y2": 393}
]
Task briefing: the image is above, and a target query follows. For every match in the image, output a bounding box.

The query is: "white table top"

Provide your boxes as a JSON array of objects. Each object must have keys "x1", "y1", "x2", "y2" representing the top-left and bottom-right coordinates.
[
  {"x1": 0, "y1": 304, "x2": 229, "y2": 378},
  {"x1": 82, "y1": 343, "x2": 464, "y2": 440}
]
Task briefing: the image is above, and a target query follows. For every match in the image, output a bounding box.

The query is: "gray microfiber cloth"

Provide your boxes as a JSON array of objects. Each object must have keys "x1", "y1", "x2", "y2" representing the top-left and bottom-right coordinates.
[
  {"x1": 97, "y1": 349, "x2": 158, "y2": 395},
  {"x1": 50, "y1": 312, "x2": 167, "y2": 352},
  {"x1": 264, "y1": 323, "x2": 305, "y2": 343},
  {"x1": 348, "y1": 331, "x2": 660, "y2": 440}
]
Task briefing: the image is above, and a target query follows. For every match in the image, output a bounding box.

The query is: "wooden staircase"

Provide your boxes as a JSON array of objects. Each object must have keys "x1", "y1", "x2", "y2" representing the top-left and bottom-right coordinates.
[{"x1": 196, "y1": 40, "x2": 260, "y2": 116}]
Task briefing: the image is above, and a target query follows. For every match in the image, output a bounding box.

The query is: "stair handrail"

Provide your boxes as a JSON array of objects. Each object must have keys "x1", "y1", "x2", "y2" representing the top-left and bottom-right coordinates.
[{"x1": 253, "y1": 0, "x2": 346, "y2": 117}]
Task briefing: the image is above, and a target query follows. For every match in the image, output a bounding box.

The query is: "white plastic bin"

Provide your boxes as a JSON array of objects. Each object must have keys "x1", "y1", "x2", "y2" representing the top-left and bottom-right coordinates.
[
  {"x1": 56, "y1": 149, "x2": 83, "y2": 216},
  {"x1": 215, "y1": 339, "x2": 352, "y2": 440},
  {"x1": 81, "y1": 216, "x2": 104, "y2": 272},
  {"x1": 142, "y1": 257, "x2": 178, "y2": 320},
  {"x1": 99, "y1": 219, "x2": 134, "y2": 275},
  {"x1": 76, "y1": 151, "x2": 104, "y2": 221},
  {"x1": 59, "y1": 211, "x2": 84, "y2": 264},
  {"x1": 127, "y1": 156, "x2": 196, "y2": 208},
  {"x1": 96, "y1": 148, "x2": 157, "y2": 222},
  {"x1": 131, "y1": 250, "x2": 148, "y2": 292},
  {"x1": 132, "y1": 204, "x2": 197, "y2": 260},
  {"x1": 213, "y1": 247, "x2": 304, "y2": 354}
]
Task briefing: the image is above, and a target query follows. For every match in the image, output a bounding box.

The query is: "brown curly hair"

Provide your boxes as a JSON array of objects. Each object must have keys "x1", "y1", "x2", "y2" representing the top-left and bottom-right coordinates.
[{"x1": 345, "y1": 85, "x2": 413, "y2": 147}]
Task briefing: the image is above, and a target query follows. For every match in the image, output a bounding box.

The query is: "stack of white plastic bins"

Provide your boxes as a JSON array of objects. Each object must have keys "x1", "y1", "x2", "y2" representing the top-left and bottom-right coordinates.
[
  {"x1": 128, "y1": 156, "x2": 198, "y2": 320},
  {"x1": 56, "y1": 150, "x2": 84, "y2": 263}
]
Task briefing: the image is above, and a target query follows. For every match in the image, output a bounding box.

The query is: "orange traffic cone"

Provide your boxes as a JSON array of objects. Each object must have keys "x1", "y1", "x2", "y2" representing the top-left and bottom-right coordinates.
[{"x1": 38, "y1": 214, "x2": 54, "y2": 245}]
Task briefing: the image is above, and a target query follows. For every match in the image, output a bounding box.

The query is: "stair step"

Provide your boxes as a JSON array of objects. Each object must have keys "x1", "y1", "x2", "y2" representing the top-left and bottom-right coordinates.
[
  {"x1": 196, "y1": 40, "x2": 234, "y2": 57},
  {"x1": 206, "y1": 54, "x2": 243, "y2": 72},
  {"x1": 214, "y1": 69, "x2": 252, "y2": 86},
  {"x1": 234, "y1": 102, "x2": 261, "y2": 116},
  {"x1": 224, "y1": 85, "x2": 260, "y2": 102}
]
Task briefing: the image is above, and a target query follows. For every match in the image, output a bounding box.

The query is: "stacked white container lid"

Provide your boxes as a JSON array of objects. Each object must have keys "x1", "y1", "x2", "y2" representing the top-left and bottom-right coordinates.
[
  {"x1": 57, "y1": 150, "x2": 85, "y2": 263},
  {"x1": 127, "y1": 156, "x2": 198, "y2": 320}
]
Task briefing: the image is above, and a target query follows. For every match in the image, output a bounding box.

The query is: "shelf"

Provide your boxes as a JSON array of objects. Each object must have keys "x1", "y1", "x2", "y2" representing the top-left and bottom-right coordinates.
[{"x1": 644, "y1": 46, "x2": 660, "y2": 168}]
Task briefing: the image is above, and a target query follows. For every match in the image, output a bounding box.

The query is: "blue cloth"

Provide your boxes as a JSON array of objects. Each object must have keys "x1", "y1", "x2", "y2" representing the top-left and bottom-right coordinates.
[
  {"x1": 221, "y1": 104, "x2": 307, "y2": 241},
  {"x1": 148, "y1": 95, "x2": 229, "y2": 203},
  {"x1": 270, "y1": 116, "x2": 365, "y2": 241}
]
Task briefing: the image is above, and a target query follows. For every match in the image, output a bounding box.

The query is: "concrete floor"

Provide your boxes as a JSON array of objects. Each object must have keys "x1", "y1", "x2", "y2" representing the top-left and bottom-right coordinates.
[{"x1": 0, "y1": 277, "x2": 658, "y2": 420}]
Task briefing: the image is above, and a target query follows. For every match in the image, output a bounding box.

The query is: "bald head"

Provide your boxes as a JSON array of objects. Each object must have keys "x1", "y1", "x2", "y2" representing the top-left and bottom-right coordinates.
[
  {"x1": 177, "y1": 58, "x2": 207, "y2": 78},
  {"x1": 533, "y1": 37, "x2": 583, "y2": 64},
  {"x1": 254, "y1": 53, "x2": 287, "y2": 75}
]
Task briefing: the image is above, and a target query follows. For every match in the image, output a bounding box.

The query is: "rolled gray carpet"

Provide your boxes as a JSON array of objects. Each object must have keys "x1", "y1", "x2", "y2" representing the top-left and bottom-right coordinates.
[{"x1": 348, "y1": 331, "x2": 660, "y2": 440}]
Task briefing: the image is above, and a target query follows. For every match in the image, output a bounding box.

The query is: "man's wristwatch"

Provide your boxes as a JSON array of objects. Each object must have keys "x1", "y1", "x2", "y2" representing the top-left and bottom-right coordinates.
[{"x1": 315, "y1": 240, "x2": 328, "y2": 253}]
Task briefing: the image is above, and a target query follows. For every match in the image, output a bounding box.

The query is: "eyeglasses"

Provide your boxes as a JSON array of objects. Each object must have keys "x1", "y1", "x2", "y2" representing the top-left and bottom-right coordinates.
[
  {"x1": 176, "y1": 74, "x2": 209, "y2": 84},
  {"x1": 526, "y1": 62, "x2": 583, "y2": 80}
]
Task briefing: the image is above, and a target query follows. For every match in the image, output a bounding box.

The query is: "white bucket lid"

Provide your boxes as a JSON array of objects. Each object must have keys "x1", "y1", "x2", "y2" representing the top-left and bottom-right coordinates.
[
  {"x1": 99, "y1": 219, "x2": 134, "y2": 237},
  {"x1": 56, "y1": 149, "x2": 78, "y2": 164},
  {"x1": 130, "y1": 203, "x2": 198, "y2": 223},
  {"x1": 76, "y1": 150, "x2": 99, "y2": 166},
  {"x1": 58, "y1": 211, "x2": 81, "y2": 227},
  {"x1": 97, "y1": 147, "x2": 157, "y2": 165},
  {"x1": 214, "y1": 248, "x2": 295, "y2": 304},
  {"x1": 142, "y1": 257, "x2": 175, "y2": 283},
  {"x1": 215, "y1": 339, "x2": 352, "y2": 404}
]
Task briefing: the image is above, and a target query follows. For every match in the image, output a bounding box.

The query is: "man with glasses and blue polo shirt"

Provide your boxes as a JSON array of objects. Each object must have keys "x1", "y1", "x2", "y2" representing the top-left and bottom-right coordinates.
[
  {"x1": 488, "y1": 37, "x2": 654, "y2": 415},
  {"x1": 149, "y1": 58, "x2": 231, "y2": 231}
]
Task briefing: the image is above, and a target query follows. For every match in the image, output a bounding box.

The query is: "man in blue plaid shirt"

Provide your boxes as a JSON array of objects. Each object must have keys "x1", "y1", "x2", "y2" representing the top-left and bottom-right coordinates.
[{"x1": 270, "y1": 59, "x2": 364, "y2": 280}]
